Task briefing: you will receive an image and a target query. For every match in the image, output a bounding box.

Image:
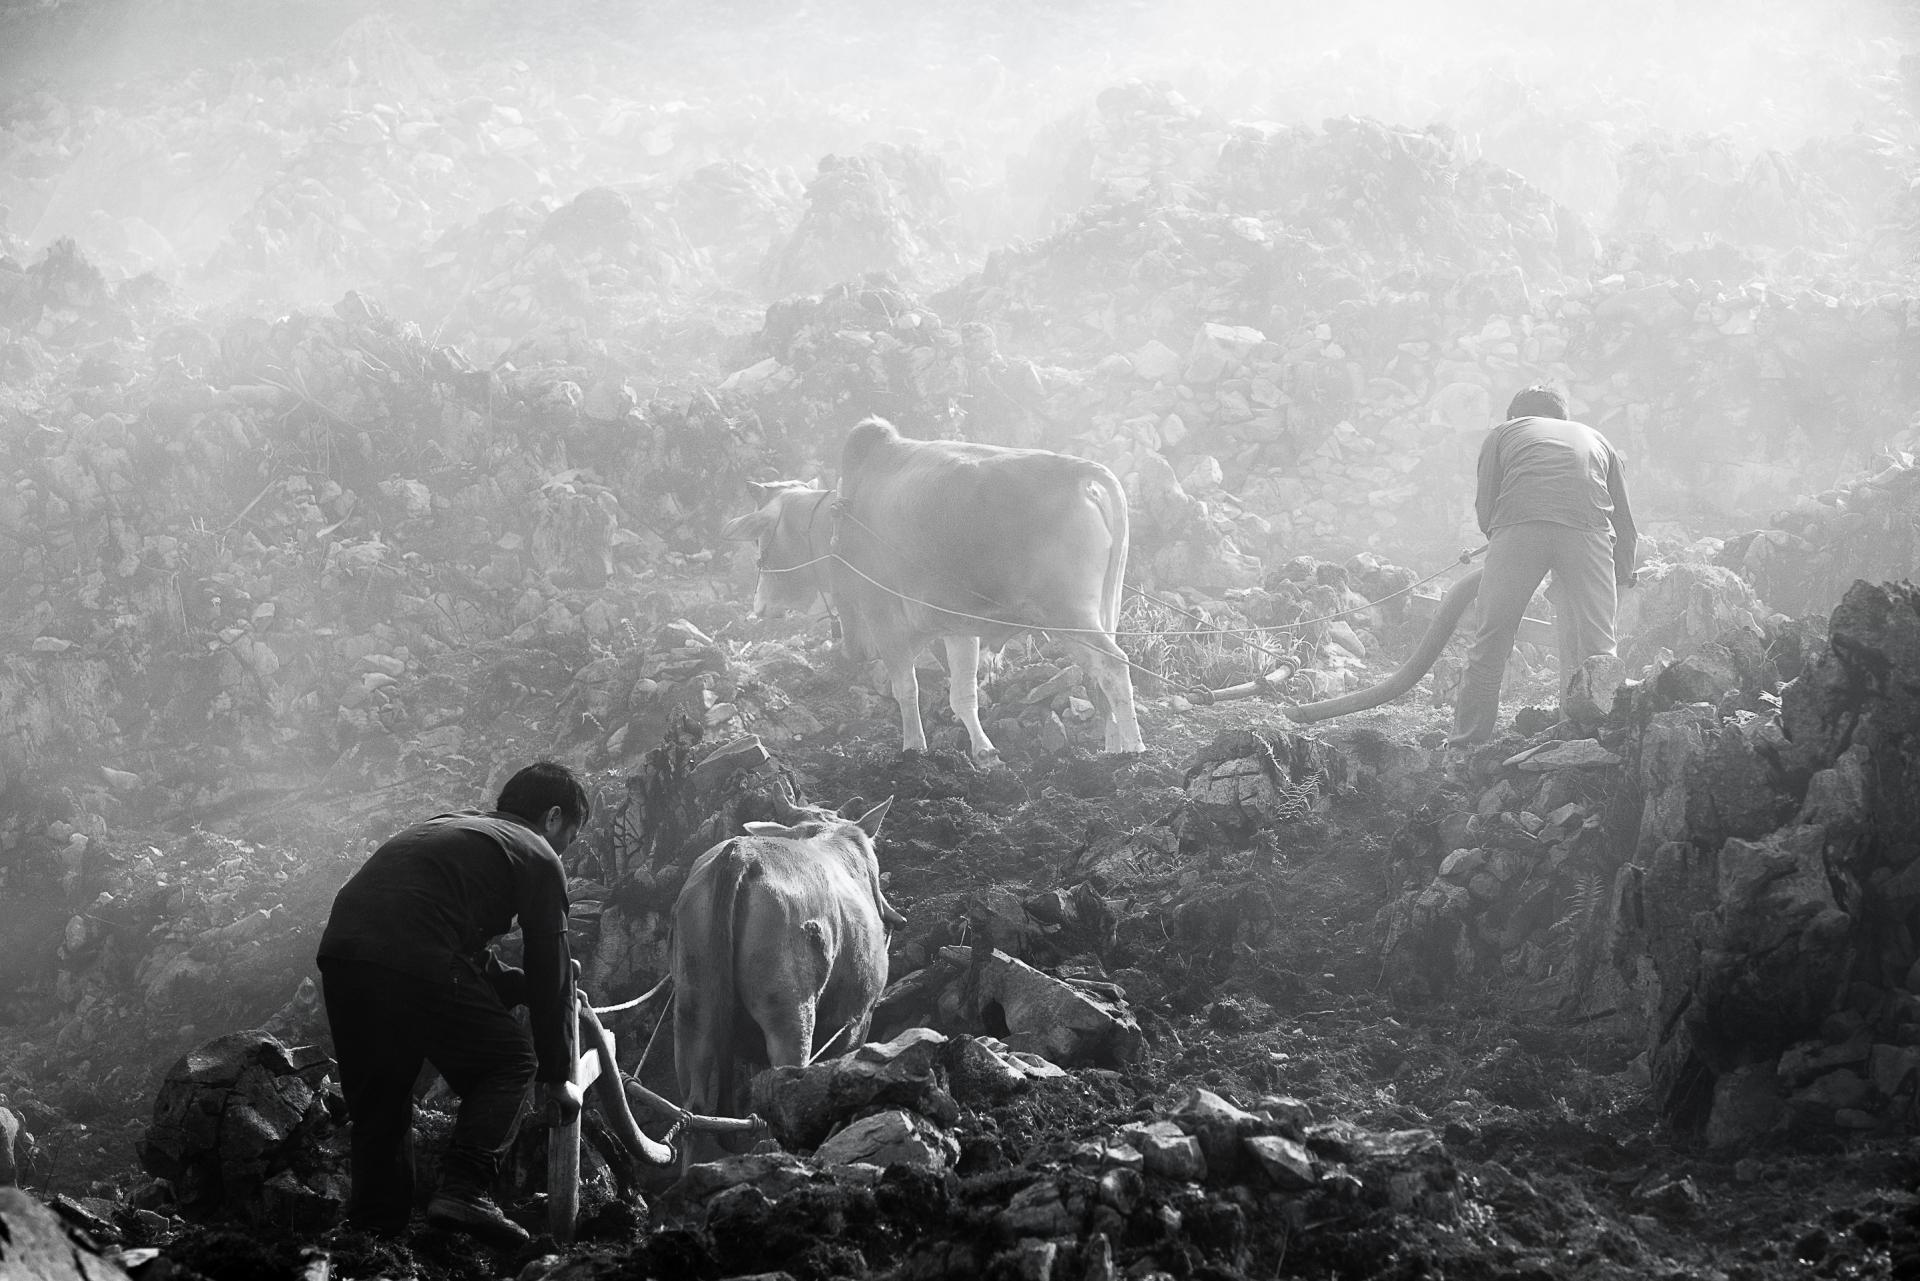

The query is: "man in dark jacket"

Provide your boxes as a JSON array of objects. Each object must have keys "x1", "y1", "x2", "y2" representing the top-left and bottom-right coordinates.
[
  {"x1": 317, "y1": 761, "x2": 590, "y2": 1248},
  {"x1": 1452, "y1": 386, "x2": 1638, "y2": 745}
]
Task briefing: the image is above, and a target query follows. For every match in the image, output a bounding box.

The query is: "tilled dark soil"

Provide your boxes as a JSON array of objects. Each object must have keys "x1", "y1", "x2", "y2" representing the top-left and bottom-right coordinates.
[{"x1": 40, "y1": 691, "x2": 1920, "y2": 1280}]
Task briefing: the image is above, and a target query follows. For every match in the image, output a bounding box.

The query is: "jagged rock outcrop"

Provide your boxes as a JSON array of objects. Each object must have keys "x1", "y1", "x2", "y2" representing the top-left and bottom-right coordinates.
[
  {"x1": 1612, "y1": 581, "x2": 1920, "y2": 1139},
  {"x1": 136, "y1": 1031, "x2": 346, "y2": 1228},
  {"x1": 870, "y1": 947, "x2": 1144, "y2": 1068}
]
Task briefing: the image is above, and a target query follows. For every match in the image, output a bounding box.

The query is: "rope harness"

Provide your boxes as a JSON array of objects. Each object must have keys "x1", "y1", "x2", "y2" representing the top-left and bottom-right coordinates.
[{"x1": 749, "y1": 486, "x2": 1488, "y2": 692}]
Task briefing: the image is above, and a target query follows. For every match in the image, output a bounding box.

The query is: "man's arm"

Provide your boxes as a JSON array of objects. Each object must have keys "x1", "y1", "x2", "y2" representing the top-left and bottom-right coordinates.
[
  {"x1": 520, "y1": 860, "x2": 575, "y2": 1085},
  {"x1": 1606, "y1": 453, "x2": 1639, "y2": 585},
  {"x1": 1473, "y1": 430, "x2": 1501, "y2": 537}
]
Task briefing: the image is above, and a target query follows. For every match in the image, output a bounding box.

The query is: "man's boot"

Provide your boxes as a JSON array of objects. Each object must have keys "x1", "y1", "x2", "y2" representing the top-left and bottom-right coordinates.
[{"x1": 426, "y1": 1175, "x2": 530, "y2": 1250}]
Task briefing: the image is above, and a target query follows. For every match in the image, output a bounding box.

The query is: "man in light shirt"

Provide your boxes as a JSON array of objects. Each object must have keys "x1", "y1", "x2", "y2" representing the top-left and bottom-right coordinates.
[{"x1": 1452, "y1": 385, "x2": 1638, "y2": 745}]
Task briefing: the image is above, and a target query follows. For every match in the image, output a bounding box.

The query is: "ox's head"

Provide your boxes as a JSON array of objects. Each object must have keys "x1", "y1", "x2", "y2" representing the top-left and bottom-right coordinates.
[
  {"x1": 722, "y1": 479, "x2": 835, "y2": 620},
  {"x1": 742, "y1": 795, "x2": 891, "y2": 844},
  {"x1": 744, "y1": 796, "x2": 904, "y2": 928}
]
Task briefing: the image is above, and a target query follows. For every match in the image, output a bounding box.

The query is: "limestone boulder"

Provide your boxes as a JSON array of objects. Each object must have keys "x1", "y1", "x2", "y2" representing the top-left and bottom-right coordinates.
[
  {"x1": 751, "y1": 1028, "x2": 957, "y2": 1151},
  {"x1": 670, "y1": 1152, "x2": 821, "y2": 1206},
  {"x1": 1628, "y1": 826, "x2": 1852, "y2": 1127},
  {"x1": 137, "y1": 1031, "x2": 345, "y2": 1228},
  {"x1": 1617, "y1": 562, "x2": 1764, "y2": 670},
  {"x1": 1564, "y1": 654, "x2": 1626, "y2": 724},
  {"x1": 813, "y1": 1109, "x2": 957, "y2": 1173},
  {"x1": 1634, "y1": 710, "x2": 1795, "y2": 860},
  {"x1": 871, "y1": 947, "x2": 1143, "y2": 1067},
  {"x1": 1184, "y1": 728, "x2": 1337, "y2": 833},
  {"x1": 0, "y1": 1189, "x2": 131, "y2": 1280},
  {"x1": 1509, "y1": 738, "x2": 1621, "y2": 771},
  {"x1": 1245, "y1": 1135, "x2": 1317, "y2": 1189},
  {"x1": 1170, "y1": 1088, "x2": 1267, "y2": 1175},
  {"x1": 1654, "y1": 643, "x2": 1743, "y2": 707},
  {"x1": 1117, "y1": 1120, "x2": 1206, "y2": 1181}
]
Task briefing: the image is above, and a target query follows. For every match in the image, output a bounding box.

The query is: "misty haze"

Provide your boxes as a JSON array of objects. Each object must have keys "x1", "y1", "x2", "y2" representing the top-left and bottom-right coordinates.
[{"x1": 0, "y1": 0, "x2": 1917, "y2": 1277}]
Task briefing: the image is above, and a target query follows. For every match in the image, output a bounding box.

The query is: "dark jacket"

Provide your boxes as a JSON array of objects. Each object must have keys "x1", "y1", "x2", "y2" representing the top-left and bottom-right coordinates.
[{"x1": 318, "y1": 810, "x2": 573, "y2": 1081}]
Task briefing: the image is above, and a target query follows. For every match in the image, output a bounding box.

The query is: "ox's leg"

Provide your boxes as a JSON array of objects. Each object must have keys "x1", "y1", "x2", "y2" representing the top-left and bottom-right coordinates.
[
  {"x1": 881, "y1": 640, "x2": 928, "y2": 754},
  {"x1": 1071, "y1": 637, "x2": 1146, "y2": 753},
  {"x1": 673, "y1": 999, "x2": 728, "y2": 1168},
  {"x1": 942, "y1": 635, "x2": 998, "y2": 764}
]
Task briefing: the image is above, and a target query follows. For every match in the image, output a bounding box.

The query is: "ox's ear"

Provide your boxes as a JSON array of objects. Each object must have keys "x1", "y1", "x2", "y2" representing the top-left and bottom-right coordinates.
[
  {"x1": 852, "y1": 796, "x2": 893, "y2": 841},
  {"x1": 743, "y1": 820, "x2": 798, "y2": 837},
  {"x1": 721, "y1": 510, "x2": 771, "y2": 541}
]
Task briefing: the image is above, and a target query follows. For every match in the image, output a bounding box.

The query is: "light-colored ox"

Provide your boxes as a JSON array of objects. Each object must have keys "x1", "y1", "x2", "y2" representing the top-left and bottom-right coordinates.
[
  {"x1": 722, "y1": 416, "x2": 1144, "y2": 761},
  {"x1": 669, "y1": 797, "x2": 902, "y2": 1133}
]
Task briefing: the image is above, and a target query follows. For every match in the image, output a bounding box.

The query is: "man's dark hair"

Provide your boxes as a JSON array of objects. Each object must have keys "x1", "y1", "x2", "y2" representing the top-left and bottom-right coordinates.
[
  {"x1": 1507, "y1": 385, "x2": 1569, "y2": 420},
  {"x1": 496, "y1": 761, "x2": 591, "y2": 828}
]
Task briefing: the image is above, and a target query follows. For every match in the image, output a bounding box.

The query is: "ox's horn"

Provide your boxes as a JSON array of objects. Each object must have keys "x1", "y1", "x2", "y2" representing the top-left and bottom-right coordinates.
[{"x1": 853, "y1": 796, "x2": 893, "y2": 840}]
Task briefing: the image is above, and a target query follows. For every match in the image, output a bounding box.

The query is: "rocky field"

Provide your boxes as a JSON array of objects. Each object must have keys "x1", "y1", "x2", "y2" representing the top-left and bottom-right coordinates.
[{"x1": 3, "y1": 1, "x2": 1920, "y2": 1278}]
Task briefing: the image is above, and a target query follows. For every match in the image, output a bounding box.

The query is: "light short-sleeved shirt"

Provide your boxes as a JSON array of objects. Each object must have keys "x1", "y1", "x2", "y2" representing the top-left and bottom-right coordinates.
[{"x1": 1475, "y1": 415, "x2": 1624, "y2": 535}]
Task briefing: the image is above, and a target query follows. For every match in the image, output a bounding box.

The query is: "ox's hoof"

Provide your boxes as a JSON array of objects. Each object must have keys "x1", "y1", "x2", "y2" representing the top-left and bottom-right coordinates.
[{"x1": 969, "y1": 748, "x2": 1003, "y2": 770}]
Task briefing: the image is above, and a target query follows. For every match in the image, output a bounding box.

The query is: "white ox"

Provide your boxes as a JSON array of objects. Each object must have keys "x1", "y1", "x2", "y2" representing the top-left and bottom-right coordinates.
[
  {"x1": 669, "y1": 798, "x2": 901, "y2": 1134},
  {"x1": 722, "y1": 417, "x2": 1144, "y2": 761}
]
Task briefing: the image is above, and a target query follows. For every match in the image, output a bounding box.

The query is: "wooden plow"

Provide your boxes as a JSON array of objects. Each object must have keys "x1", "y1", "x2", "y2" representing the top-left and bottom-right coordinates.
[{"x1": 546, "y1": 981, "x2": 769, "y2": 1244}]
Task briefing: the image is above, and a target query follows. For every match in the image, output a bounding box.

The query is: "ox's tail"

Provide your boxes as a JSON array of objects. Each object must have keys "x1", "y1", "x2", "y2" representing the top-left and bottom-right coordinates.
[
  {"x1": 707, "y1": 839, "x2": 758, "y2": 1120},
  {"x1": 1090, "y1": 469, "x2": 1130, "y2": 639}
]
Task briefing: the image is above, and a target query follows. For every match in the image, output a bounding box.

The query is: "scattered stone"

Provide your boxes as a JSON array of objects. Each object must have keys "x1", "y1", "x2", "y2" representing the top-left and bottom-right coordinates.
[
  {"x1": 996, "y1": 1179, "x2": 1078, "y2": 1237},
  {"x1": 1513, "y1": 739, "x2": 1621, "y2": 771},
  {"x1": 1129, "y1": 339, "x2": 1181, "y2": 382},
  {"x1": 1655, "y1": 644, "x2": 1743, "y2": 706},
  {"x1": 1254, "y1": 1096, "x2": 1314, "y2": 1133},
  {"x1": 1097, "y1": 1166, "x2": 1144, "y2": 1214},
  {"x1": 1633, "y1": 1174, "x2": 1705, "y2": 1220},
  {"x1": 671, "y1": 1153, "x2": 820, "y2": 1206},
  {"x1": 1245, "y1": 1135, "x2": 1317, "y2": 1190},
  {"x1": 1474, "y1": 780, "x2": 1518, "y2": 819},
  {"x1": 1796, "y1": 1068, "x2": 1870, "y2": 1112},
  {"x1": 1706, "y1": 1062, "x2": 1784, "y2": 1149},
  {"x1": 812, "y1": 1109, "x2": 957, "y2": 1172},
  {"x1": 1170, "y1": 1088, "x2": 1264, "y2": 1173},
  {"x1": 1117, "y1": 1121, "x2": 1206, "y2": 1182},
  {"x1": 1779, "y1": 1035, "x2": 1872, "y2": 1084},
  {"x1": 872, "y1": 947, "x2": 1144, "y2": 1067},
  {"x1": 751, "y1": 1027, "x2": 957, "y2": 1150},
  {"x1": 949, "y1": 1035, "x2": 1069, "y2": 1101},
  {"x1": 1438, "y1": 848, "x2": 1487, "y2": 882},
  {"x1": 1869, "y1": 1044, "x2": 1920, "y2": 1097},
  {"x1": 1564, "y1": 654, "x2": 1626, "y2": 723},
  {"x1": 0, "y1": 1189, "x2": 131, "y2": 1280}
]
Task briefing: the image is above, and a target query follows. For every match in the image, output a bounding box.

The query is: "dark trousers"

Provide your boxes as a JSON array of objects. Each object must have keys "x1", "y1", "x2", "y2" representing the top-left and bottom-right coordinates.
[
  {"x1": 320, "y1": 958, "x2": 537, "y2": 1234},
  {"x1": 1451, "y1": 520, "x2": 1617, "y2": 745}
]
